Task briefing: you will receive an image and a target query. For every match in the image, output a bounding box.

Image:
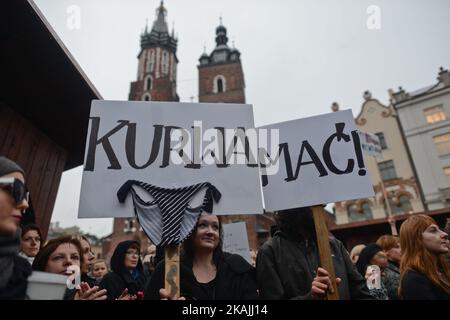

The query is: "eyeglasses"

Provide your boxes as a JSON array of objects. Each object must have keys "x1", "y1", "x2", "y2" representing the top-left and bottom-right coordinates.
[{"x1": 0, "y1": 177, "x2": 29, "y2": 205}]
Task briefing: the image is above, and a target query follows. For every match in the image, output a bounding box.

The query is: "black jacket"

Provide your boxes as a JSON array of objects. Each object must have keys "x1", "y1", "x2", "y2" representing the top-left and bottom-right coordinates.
[
  {"x1": 256, "y1": 231, "x2": 372, "y2": 300},
  {"x1": 145, "y1": 252, "x2": 259, "y2": 300},
  {"x1": 401, "y1": 269, "x2": 450, "y2": 300},
  {"x1": 0, "y1": 255, "x2": 31, "y2": 300},
  {"x1": 99, "y1": 241, "x2": 148, "y2": 300}
]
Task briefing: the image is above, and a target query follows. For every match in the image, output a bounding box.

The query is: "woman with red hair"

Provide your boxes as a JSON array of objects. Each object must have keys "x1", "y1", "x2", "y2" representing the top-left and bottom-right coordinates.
[{"x1": 399, "y1": 214, "x2": 450, "y2": 299}]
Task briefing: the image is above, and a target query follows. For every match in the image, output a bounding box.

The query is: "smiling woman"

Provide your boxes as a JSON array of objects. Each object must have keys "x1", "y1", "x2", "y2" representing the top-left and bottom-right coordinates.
[{"x1": 145, "y1": 213, "x2": 259, "y2": 300}]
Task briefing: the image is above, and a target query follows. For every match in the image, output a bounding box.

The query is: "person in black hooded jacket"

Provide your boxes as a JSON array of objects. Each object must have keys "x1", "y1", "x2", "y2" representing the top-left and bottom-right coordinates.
[
  {"x1": 145, "y1": 213, "x2": 259, "y2": 300},
  {"x1": 256, "y1": 207, "x2": 373, "y2": 300},
  {"x1": 100, "y1": 240, "x2": 148, "y2": 300}
]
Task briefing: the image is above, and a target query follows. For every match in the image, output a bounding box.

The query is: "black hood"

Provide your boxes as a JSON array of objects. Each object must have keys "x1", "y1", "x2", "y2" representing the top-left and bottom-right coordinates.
[
  {"x1": 355, "y1": 243, "x2": 382, "y2": 276},
  {"x1": 110, "y1": 240, "x2": 143, "y2": 275}
]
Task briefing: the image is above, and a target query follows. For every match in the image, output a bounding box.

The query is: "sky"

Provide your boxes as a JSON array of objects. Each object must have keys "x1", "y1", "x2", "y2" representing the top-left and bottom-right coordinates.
[{"x1": 33, "y1": 0, "x2": 450, "y2": 237}]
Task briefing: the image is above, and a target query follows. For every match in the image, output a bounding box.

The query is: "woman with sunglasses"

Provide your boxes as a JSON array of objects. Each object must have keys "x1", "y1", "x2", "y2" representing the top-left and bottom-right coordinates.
[{"x1": 0, "y1": 157, "x2": 32, "y2": 299}]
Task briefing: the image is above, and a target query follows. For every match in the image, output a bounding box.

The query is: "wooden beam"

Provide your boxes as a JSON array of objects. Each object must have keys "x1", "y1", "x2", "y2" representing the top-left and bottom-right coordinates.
[
  {"x1": 164, "y1": 245, "x2": 180, "y2": 299},
  {"x1": 312, "y1": 206, "x2": 340, "y2": 300}
]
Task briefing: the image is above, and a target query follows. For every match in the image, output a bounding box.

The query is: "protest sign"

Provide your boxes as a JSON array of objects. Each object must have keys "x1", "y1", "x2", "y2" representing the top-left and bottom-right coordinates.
[
  {"x1": 78, "y1": 100, "x2": 264, "y2": 218},
  {"x1": 358, "y1": 130, "x2": 383, "y2": 159},
  {"x1": 259, "y1": 110, "x2": 375, "y2": 211}
]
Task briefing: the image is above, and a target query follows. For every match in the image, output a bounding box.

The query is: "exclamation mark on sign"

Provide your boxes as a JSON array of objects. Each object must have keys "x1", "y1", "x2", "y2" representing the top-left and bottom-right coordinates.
[{"x1": 351, "y1": 131, "x2": 367, "y2": 176}]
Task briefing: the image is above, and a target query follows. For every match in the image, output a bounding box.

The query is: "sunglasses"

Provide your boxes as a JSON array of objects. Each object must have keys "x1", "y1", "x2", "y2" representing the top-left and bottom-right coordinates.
[{"x1": 0, "y1": 177, "x2": 29, "y2": 205}]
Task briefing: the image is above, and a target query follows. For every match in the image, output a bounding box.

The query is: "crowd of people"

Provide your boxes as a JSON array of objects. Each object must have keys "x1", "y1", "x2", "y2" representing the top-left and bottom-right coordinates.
[{"x1": 1, "y1": 156, "x2": 449, "y2": 300}]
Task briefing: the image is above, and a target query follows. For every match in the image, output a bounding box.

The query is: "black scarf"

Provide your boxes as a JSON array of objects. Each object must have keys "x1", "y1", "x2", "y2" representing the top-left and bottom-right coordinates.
[{"x1": 0, "y1": 230, "x2": 21, "y2": 288}]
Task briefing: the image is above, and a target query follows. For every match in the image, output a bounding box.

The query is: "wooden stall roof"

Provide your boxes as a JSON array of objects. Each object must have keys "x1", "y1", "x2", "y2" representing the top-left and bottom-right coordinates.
[{"x1": 0, "y1": 0, "x2": 102, "y2": 170}]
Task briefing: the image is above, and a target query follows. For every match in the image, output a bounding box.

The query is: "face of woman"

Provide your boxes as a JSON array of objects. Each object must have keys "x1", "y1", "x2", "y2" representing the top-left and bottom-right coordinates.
[
  {"x1": 193, "y1": 214, "x2": 220, "y2": 252},
  {"x1": 124, "y1": 247, "x2": 139, "y2": 270},
  {"x1": 45, "y1": 243, "x2": 81, "y2": 275},
  {"x1": 21, "y1": 230, "x2": 41, "y2": 257},
  {"x1": 422, "y1": 224, "x2": 449, "y2": 255},
  {"x1": 80, "y1": 239, "x2": 95, "y2": 274},
  {"x1": 92, "y1": 262, "x2": 108, "y2": 278},
  {"x1": 386, "y1": 243, "x2": 402, "y2": 263},
  {"x1": 0, "y1": 172, "x2": 28, "y2": 236},
  {"x1": 369, "y1": 251, "x2": 388, "y2": 269}
]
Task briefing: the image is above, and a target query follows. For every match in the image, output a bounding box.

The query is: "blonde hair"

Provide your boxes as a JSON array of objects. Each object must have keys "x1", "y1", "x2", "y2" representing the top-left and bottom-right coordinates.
[{"x1": 350, "y1": 244, "x2": 366, "y2": 264}]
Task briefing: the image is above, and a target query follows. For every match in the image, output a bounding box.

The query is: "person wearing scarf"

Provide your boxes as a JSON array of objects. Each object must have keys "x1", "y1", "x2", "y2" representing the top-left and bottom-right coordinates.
[{"x1": 0, "y1": 157, "x2": 32, "y2": 299}]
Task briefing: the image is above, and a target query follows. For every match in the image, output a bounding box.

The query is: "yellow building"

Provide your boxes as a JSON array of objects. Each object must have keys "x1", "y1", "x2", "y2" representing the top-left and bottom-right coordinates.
[{"x1": 334, "y1": 92, "x2": 424, "y2": 224}]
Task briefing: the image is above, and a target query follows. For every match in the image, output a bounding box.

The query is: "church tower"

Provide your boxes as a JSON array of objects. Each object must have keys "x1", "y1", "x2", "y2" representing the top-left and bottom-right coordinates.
[
  {"x1": 198, "y1": 20, "x2": 245, "y2": 103},
  {"x1": 129, "y1": 1, "x2": 179, "y2": 102},
  {"x1": 106, "y1": 2, "x2": 179, "y2": 262},
  {"x1": 197, "y1": 21, "x2": 267, "y2": 252}
]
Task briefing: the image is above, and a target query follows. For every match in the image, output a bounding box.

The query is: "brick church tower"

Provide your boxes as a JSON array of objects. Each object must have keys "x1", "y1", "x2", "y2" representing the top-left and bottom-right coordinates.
[
  {"x1": 129, "y1": 1, "x2": 179, "y2": 102},
  {"x1": 197, "y1": 21, "x2": 272, "y2": 251},
  {"x1": 198, "y1": 20, "x2": 245, "y2": 103},
  {"x1": 104, "y1": 2, "x2": 178, "y2": 261}
]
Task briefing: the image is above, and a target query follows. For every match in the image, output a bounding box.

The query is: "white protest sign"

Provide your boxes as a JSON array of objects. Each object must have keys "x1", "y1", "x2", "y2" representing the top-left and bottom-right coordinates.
[
  {"x1": 222, "y1": 222, "x2": 252, "y2": 264},
  {"x1": 78, "y1": 100, "x2": 264, "y2": 218},
  {"x1": 259, "y1": 110, "x2": 375, "y2": 211},
  {"x1": 358, "y1": 131, "x2": 383, "y2": 159}
]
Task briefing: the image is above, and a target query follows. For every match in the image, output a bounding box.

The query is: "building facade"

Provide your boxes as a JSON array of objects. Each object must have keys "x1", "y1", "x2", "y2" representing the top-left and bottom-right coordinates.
[
  {"x1": 334, "y1": 92, "x2": 424, "y2": 225},
  {"x1": 392, "y1": 67, "x2": 450, "y2": 211}
]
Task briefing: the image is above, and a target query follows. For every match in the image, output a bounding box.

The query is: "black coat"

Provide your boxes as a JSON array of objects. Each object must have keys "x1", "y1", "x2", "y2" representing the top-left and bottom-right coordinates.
[
  {"x1": 99, "y1": 240, "x2": 148, "y2": 300},
  {"x1": 145, "y1": 252, "x2": 259, "y2": 300},
  {"x1": 0, "y1": 255, "x2": 31, "y2": 300},
  {"x1": 401, "y1": 269, "x2": 450, "y2": 300},
  {"x1": 256, "y1": 231, "x2": 373, "y2": 300}
]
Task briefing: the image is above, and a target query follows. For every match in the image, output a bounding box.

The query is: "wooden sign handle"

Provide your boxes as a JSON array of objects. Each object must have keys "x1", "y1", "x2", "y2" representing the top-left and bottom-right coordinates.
[
  {"x1": 164, "y1": 245, "x2": 180, "y2": 299},
  {"x1": 312, "y1": 206, "x2": 340, "y2": 300}
]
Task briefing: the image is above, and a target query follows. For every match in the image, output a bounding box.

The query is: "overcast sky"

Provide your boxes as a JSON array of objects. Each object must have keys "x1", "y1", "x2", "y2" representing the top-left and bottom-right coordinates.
[{"x1": 34, "y1": 0, "x2": 450, "y2": 237}]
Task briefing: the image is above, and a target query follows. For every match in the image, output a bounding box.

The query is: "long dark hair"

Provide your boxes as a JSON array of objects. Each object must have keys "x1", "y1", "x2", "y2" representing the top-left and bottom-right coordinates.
[
  {"x1": 182, "y1": 214, "x2": 224, "y2": 266},
  {"x1": 32, "y1": 235, "x2": 83, "y2": 272}
]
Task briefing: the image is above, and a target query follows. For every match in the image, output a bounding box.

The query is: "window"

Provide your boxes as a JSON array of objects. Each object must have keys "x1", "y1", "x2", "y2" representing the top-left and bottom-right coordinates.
[
  {"x1": 444, "y1": 167, "x2": 450, "y2": 185},
  {"x1": 378, "y1": 160, "x2": 397, "y2": 181},
  {"x1": 217, "y1": 78, "x2": 224, "y2": 93},
  {"x1": 213, "y1": 75, "x2": 226, "y2": 93},
  {"x1": 385, "y1": 194, "x2": 412, "y2": 215},
  {"x1": 145, "y1": 76, "x2": 152, "y2": 91},
  {"x1": 375, "y1": 132, "x2": 387, "y2": 149},
  {"x1": 433, "y1": 133, "x2": 450, "y2": 156},
  {"x1": 424, "y1": 105, "x2": 447, "y2": 124},
  {"x1": 347, "y1": 201, "x2": 373, "y2": 222},
  {"x1": 161, "y1": 51, "x2": 169, "y2": 75},
  {"x1": 146, "y1": 50, "x2": 155, "y2": 72},
  {"x1": 142, "y1": 93, "x2": 151, "y2": 101}
]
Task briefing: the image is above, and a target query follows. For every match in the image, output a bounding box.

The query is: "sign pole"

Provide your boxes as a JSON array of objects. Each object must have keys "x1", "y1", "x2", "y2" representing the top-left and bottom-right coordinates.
[
  {"x1": 164, "y1": 245, "x2": 180, "y2": 299},
  {"x1": 312, "y1": 205, "x2": 340, "y2": 300}
]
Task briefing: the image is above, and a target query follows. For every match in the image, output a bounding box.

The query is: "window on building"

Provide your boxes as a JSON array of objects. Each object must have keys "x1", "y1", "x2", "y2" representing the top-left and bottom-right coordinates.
[
  {"x1": 142, "y1": 93, "x2": 151, "y2": 101},
  {"x1": 433, "y1": 133, "x2": 450, "y2": 156},
  {"x1": 398, "y1": 195, "x2": 412, "y2": 213},
  {"x1": 378, "y1": 160, "x2": 397, "y2": 181},
  {"x1": 161, "y1": 51, "x2": 169, "y2": 75},
  {"x1": 145, "y1": 77, "x2": 152, "y2": 91},
  {"x1": 375, "y1": 132, "x2": 387, "y2": 149},
  {"x1": 217, "y1": 78, "x2": 224, "y2": 93},
  {"x1": 424, "y1": 105, "x2": 447, "y2": 124},
  {"x1": 213, "y1": 75, "x2": 226, "y2": 93},
  {"x1": 347, "y1": 201, "x2": 373, "y2": 222},
  {"x1": 444, "y1": 167, "x2": 450, "y2": 185}
]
